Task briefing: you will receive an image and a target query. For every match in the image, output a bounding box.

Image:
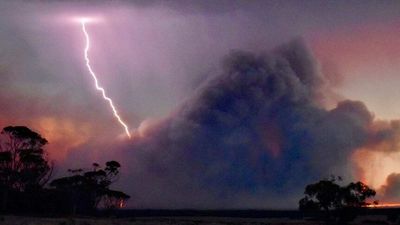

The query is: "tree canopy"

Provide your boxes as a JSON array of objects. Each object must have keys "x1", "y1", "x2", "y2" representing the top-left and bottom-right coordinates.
[
  {"x1": 0, "y1": 126, "x2": 52, "y2": 191},
  {"x1": 299, "y1": 176, "x2": 376, "y2": 212},
  {"x1": 0, "y1": 126, "x2": 53, "y2": 211},
  {"x1": 50, "y1": 161, "x2": 130, "y2": 213}
]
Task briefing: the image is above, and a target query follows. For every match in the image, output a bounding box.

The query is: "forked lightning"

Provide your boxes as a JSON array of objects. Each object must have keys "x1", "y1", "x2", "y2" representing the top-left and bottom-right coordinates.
[{"x1": 80, "y1": 19, "x2": 131, "y2": 138}]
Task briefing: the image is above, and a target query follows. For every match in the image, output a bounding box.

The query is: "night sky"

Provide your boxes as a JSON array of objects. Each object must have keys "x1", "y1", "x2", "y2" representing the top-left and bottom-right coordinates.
[{"x1": 1, "y1": 0, "x2": 400, "y2": 209}]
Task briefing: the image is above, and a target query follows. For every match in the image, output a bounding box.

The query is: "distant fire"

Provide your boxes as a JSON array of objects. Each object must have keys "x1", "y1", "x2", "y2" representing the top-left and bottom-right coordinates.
[
  {"x1": 366, "y1": 203, "x2": 400, "y2": 208},
  {"x1": 118, "y1": 199, "x2": 126, "y2": 208},
  {"x1": 352, "y1": 148, "x2": 400, "y2": 189}
]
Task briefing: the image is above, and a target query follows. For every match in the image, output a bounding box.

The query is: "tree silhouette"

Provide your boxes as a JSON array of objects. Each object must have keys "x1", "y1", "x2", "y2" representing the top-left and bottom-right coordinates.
[
  {"x1": 299, "y1": 176, "x2": 376, "y2": 222},
  {"x1": 50, "y1": 161, "x2": 130, "y2": 214},
  {"x1": 0, "y1": 126, "x2": 52, "y2": 211},
  {"x1": 341, "y1": 181, "x2": 376, "y2": 208},
  {"x1": 0, "y1": 125, "x2": 130, "y2": 215},
  {"x1": 299, "y1": 176, "x2": 342, "y2": 212}
]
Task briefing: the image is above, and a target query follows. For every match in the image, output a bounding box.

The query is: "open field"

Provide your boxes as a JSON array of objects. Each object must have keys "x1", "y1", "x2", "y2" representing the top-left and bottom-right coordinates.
[
  {"x1": 0, "y1": 216, "x2": 321, "y2": 225},
  {"x1": 0, "y1": 215, "x2": 395, "y2": 225}
]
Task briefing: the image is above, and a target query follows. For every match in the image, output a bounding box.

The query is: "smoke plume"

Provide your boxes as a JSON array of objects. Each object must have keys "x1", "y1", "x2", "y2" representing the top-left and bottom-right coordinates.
[{"x1": 93, "y1": 40, "x2": 394, "y2": 208}]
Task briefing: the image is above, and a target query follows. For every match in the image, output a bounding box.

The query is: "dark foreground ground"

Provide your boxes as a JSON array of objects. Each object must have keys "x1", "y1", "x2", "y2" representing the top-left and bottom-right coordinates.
[{"x1": 1, "y1": 209, "x2": 399, "y2": 225}]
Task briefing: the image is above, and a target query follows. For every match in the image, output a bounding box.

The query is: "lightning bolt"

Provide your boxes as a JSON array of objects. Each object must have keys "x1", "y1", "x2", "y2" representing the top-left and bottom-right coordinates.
[{"x1": 80, "y1": 20, "x2": 131, "y2": 138}]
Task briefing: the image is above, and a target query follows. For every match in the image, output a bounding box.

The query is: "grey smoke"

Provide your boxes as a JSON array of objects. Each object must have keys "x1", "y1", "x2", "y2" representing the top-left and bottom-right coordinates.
[
  {"x1": 97, "y1": 40, "x2": 379, "y2": 209},
  {"x1": 380, "y1": 173, "x2": 400, "y2": 202}
]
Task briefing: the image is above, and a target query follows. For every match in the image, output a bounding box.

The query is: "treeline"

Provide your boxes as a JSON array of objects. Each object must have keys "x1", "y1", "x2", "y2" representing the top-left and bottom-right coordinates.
[{"x1": 0, "y1": 126, "x2": 129, "y2": 215}]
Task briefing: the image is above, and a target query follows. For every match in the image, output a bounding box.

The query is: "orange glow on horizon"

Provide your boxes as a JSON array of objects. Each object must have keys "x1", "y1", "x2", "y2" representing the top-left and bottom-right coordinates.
[
  {"x1": 35, "y1": 117, "x2": 92, "y2": 160},
  {"x1": 367, "y1": 203, "x2": 400, "y2": 208},
  {"x1": 352, "y1": 149, "x2": 400, "y2": 190},
  {"x1": 0, "y1": 116, "x2": 93, "y2": 161}
]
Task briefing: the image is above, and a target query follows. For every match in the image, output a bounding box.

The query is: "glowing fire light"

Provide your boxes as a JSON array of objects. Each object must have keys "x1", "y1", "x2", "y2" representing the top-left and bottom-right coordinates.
[
  {"x1": 79, "y1": 19, "x2": 131, "y2": 138},
  {"x1": 118, "y1": 199, "x2": 125, "y2": 208},
  {"x1": 366, "y1": 203, "x2": 400, "y2": 208}
]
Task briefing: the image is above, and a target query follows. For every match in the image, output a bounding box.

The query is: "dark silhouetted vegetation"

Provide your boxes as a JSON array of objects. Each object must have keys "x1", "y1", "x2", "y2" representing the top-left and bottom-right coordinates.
[
  {"x1": 50, "y1": 161, "x2": 130, "y2": 214},
  {"x1": 0, "y1": 125, "x2": 129, "y2": 215},
  {"x1": 299, "y1": 176, "x2": 377, "y2": 223},
  {"x1": 0, "y1": 126, "x2": 52, "y2": 212}
]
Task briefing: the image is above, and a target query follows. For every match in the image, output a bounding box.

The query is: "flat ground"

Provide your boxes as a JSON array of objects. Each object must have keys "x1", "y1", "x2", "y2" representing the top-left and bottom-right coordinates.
[{"x1": 0, "y1": 215, "x2": 394, "y2": 225}]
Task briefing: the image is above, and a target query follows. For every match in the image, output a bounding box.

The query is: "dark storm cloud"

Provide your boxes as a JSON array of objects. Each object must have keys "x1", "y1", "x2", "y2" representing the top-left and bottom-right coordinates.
[{"x1": 93, "y1": 40, "x2": 380, "y2": 208}]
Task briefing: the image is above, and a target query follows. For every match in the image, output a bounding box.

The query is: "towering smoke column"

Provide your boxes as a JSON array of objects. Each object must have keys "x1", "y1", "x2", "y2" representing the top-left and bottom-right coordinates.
[
  {"x1": 96, "y1": 39, "x2": 378, "y2": 208},
  {"x1": 67, "y1": 38, "x2": 400, "y2": 208},
  {"x1": 80, "y1": 18, "x2": 131, "y2": 138}
]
